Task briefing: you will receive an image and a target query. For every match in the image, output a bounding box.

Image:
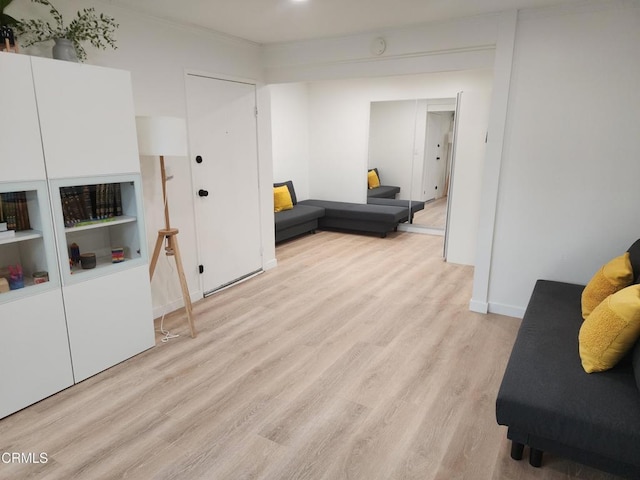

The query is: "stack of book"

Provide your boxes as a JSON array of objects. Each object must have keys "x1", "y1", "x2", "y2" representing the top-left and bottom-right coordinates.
[
  {"x1": 60, "y1": 183, "x2": 123, "y2": 228},
  {"x1": 0, "y1": 192, "x2": 30, "y2": 232}
]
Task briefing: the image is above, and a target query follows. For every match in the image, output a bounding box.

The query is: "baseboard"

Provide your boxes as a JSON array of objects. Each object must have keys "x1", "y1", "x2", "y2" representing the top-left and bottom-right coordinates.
[
  {"x1": 469, "y1": 299, "x2": 489, "y2": 314},
  {"x1": 264, "y1": 258, "x2": 278, "y2": 270},
  {"x1": 153, "y1": 289, "x2": 203, "y2": 320},
  {"x1": 488, "y1": 302, "x2": 526, "y2": 319},
  {"x1": 397, "y1": 224, "x2": 445, "y2": 236}
]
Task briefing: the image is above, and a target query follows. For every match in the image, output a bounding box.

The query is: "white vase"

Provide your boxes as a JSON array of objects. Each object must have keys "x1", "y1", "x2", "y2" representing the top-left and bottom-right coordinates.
[{"x1": 52, "y1": 38, "x2": 78, "y2": 62}]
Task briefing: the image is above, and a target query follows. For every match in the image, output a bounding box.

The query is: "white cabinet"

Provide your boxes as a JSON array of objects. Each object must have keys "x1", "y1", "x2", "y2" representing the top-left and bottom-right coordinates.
[
  {"x1": 31, "y1": 57, "x2": 140, "y2": 179},
  {"x1": 0, "y1": 52, "x2": 154, "y2": 418},
  {"x1": 49, "y1": 174, "x2": 154, "y2": 382},
  {"x1": 0, "y1": 181, "x2": 74, "y2": 419},
  {"x1": 0, "y1": 54, "x2": 46, "y2": 181}
]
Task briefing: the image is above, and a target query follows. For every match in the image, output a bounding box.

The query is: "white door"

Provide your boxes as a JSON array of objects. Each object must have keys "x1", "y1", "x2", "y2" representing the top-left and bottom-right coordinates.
[{"x1": 186, "y1": 74, "x2": 262, "y2": 295}]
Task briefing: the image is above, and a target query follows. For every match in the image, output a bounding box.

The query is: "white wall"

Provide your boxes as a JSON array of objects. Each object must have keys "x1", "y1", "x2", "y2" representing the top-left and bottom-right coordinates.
[
  {"x1": 9, "y1": 0, "x2": 275, "y2": 317},
  {"x1": 302, "y1": 71, "x2": 493, "y2": 264},
  {"x1": 368, "y1": 100, "x2": 422, "y2": 201},
  {"x1": 480, "y1": 3, "x2": 640, "y2": 317},
  {"x1": 270, "y1": 83, "x2": 311, "y2": 200}
]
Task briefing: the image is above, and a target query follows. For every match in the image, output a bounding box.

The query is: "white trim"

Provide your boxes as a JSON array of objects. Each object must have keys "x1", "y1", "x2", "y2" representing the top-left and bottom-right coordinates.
[
  {"x1": 488, "y1": 302, "x2": 526, "y2": 319},
  {"x1": 470, "y1": 10, "x2": 518, "y2": 315},
  {"x1": 469, "y1": 299, "x2": 488, "y2": 314},
  {"x1": 397, "y1": 224, "x2": 445, "y2": 236},
  {"x1": 264, "y1": 258, "x2": 278, "y2": 270},
  {"x1": 185, "y1": 69, "x2": 258, "y2": 86},
  {"x1": 153, "y1": 290, "x2": 203, "y2": 320}
]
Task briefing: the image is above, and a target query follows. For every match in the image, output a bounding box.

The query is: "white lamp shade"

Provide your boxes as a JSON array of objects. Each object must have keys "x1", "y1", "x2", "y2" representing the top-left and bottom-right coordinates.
[{"x1": 136, "y1": 116, "x2": 188, "y2": 157}]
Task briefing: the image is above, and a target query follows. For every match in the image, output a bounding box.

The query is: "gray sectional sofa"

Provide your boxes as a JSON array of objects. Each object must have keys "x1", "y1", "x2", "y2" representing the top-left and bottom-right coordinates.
[
  {"x1": 274, "y1": 180, "x2": 410, "y2": 242},
  {"x1": 496, "y1": 240, "x2": 640, "y2": 478}
]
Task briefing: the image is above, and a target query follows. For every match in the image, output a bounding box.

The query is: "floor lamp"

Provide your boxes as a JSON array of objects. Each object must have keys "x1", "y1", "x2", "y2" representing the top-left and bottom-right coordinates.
[{"x1": 136, "y1": 116, "x2": 196, "y2": 338}]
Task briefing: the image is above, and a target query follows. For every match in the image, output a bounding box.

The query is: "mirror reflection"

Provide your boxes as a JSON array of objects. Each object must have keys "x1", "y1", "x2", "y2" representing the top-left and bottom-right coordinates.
[{"x1": 367, "y1": 98, "x2": 455, "y2": 232}]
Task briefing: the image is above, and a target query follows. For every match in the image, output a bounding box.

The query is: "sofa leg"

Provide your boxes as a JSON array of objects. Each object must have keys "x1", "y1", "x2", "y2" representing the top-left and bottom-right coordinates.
[
  {"x1": 510, "y1": 441, "x2": 524, "y2": 460},
  {"x1": 529, "y1": 448, "x2": 543, "y2": 468}
]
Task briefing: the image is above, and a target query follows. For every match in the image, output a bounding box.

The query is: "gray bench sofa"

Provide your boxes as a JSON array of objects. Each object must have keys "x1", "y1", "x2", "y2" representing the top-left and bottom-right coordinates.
[{"x1": 496, "y1": 241, "x2": 640, "y2": 478}]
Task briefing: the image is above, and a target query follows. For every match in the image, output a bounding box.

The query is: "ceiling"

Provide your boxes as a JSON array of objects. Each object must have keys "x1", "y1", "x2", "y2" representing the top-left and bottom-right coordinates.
[{"x1": 107, "y1": 0, "x2": 584, "y2": 45}]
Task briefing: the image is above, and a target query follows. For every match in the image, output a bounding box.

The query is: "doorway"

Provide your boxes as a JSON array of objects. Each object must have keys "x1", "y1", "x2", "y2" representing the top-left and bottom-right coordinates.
[{"x1": 185, "y1": 73, "x2": 263, "y2": 296}]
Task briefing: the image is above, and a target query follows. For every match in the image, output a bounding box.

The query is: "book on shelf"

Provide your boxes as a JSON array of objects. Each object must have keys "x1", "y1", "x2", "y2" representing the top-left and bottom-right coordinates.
[
  {"x1": 62, "y1": 183, "x2": 124, "y2": 227},
  {"x1": 0, "y1": 229, "x2": 16, "y2": 239},
  {"x1": 0, "y1": 192, "x2": 23, "y2": 231}
]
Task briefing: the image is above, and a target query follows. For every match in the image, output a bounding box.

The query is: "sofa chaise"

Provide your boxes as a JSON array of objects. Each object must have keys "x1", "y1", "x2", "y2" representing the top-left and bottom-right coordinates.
[
  {"x1": 298, "y1": 199, "x2": 407, "y2": 238},
  {"x1": 367, "y1": 197, "x2": 425, "y2": 223},
  {"x1": 496, "y1": 242, "x2": 640, "y2": 478}
]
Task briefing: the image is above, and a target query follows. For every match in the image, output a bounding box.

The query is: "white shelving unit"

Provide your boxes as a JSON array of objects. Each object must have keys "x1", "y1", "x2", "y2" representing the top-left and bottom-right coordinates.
[
  {"x1": 50, "y1": 175, "x2": 147, "y2": 286},
  {"x1": 0, "y1": 179, "x2": 74, "y2": 421},
  {"x1": 0, "y1": 52, "x2": 155, "y2": 417}
]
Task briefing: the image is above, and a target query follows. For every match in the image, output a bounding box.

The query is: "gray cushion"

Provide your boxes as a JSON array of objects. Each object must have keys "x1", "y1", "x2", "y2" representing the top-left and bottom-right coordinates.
[
  {"x1": 496, "y1": 280, "x2": 640, "y2": 468},
  {"x1": 368, "y1": 197, "x2": 425, "y2": 214},
  {"x1": 299, "y1": 199, "x2": 406, "y2": 223},
  {"x1": 274, "y1": 180, "x2": 297, "y2": 205},
  {"x1": 367, "y1": 185, "x2": 401, "y2": 198},
  {"x1": 274, "y1": 204, "x2": 324, "y2": 231}
]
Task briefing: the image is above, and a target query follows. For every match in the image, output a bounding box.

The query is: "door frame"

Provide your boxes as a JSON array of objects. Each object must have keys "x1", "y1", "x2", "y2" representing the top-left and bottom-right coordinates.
[{"x1": 184, "y1": 69, "x2": 264, "y2": 297}]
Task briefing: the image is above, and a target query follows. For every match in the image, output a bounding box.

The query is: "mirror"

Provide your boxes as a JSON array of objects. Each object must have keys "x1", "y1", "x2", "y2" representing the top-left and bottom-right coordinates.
[{"x1": 367, "y1": 98, "x2": 456, "y2": 233}]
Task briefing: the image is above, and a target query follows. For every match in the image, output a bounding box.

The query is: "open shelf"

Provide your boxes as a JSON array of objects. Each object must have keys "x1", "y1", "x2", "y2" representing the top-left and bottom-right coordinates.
[
  {"x1": 64, "y1": 216, "x2": 136, "y2": 233},
  {"x1": 50, "y1": 175, "x2": 147, "y2": 286},
  {"x1": 0, "y1": 229, "x2": 44, "y2": 246}
]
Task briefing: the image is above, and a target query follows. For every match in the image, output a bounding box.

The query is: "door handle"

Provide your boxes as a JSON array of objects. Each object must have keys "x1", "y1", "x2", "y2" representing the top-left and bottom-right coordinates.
[{"x1": 198, "y1": 189, "x2": 209, "y2": 197}]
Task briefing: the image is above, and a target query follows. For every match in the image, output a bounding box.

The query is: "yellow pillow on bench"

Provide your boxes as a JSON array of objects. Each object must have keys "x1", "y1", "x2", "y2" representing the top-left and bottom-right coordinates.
[
  {"x1": 368, "y1": 170, "x2": 380, "y2": 189},
  {"x1": 579, "y1": 284, "x2": 640, "y2": 373},
  {"x1": 581, "y1": 252, "x2": 634, "y2": 319},
  {"x1": 274, "y1": 185, "x2": 293, "y2": 212}
]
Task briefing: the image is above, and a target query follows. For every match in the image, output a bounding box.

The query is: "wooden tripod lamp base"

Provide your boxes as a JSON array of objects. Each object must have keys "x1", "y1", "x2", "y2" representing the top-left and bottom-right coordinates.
[
  {"x1": 136, "y1": 116, "x2": 195, "y2": 338},
  {"x1": 149, "y1": 227, "x2": 196, "y2": 338}
]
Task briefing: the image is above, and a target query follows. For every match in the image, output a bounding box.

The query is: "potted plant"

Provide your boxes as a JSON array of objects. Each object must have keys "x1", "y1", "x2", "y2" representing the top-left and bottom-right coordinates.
[
  {"x1": 0, "y1": 0, "x2": 19, "y2": 51},
  {"x1": 16, "y1": 0, "x2": 118, "y2": 62}
]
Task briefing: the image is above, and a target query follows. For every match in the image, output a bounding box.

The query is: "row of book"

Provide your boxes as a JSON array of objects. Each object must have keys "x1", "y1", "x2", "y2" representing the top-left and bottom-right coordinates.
[
  {"x1": 61, "y1": 184, "x2": 123, "y2": 228},
  {"x1": 0, "y1": 192, "x2": 31, "y2": 232}
]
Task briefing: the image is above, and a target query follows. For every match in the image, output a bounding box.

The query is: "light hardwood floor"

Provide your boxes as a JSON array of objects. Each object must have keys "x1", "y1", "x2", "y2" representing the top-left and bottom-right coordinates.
[
  {"x1": 412, "y1": 197, "x2": 448, "y2": 229},
  {"x1": 0, "y1": 231, "x2": 623, "y2": 479}
]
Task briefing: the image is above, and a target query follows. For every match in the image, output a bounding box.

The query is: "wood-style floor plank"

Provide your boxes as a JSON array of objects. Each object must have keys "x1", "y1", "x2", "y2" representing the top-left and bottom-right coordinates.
[{"x1": 0, "y1": 230, "x2": 625, "y2": 479}]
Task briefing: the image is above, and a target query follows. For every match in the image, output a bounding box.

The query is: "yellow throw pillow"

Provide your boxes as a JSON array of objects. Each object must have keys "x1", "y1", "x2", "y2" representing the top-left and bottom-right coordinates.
[
  {"x1": 581, "y1": 252, "x2": 633, "y2": 319},
  {"x1": 368, "y1": 170, "x2": 380, "y2": 189},
  {"x1": 273, "y1": 185, "x2": 293, "y2": 213},
  {"x1": 579, "y1": 284, "x2": 640, "y2": 373}
]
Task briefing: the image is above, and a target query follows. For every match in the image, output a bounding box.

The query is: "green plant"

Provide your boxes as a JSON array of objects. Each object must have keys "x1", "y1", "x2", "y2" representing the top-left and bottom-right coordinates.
[
  {"x1": 0, "y1": 0, "x2": 19, "y2": 27},
  {"x1": 16, "y1": 0, "x2": 118, "y2": 61}
]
